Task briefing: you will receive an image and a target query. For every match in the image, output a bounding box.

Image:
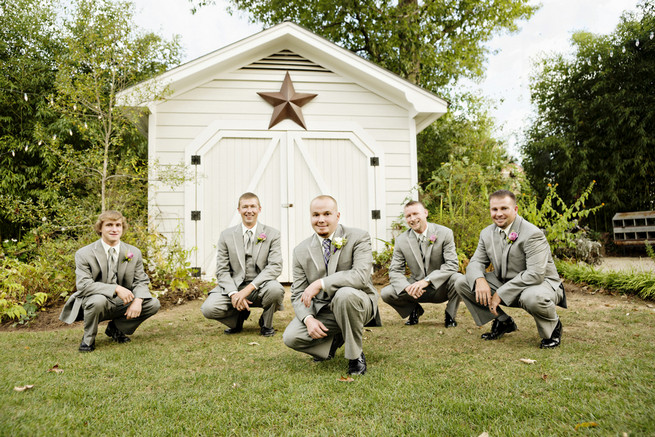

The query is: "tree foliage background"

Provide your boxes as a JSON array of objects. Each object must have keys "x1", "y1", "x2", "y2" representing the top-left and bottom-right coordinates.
[
  {"x1": 522, "y1": 0, "x2": 655, "y2": 229},
  {"x1": 0, "y1": 0, "x2": 181, "y2": 241}
]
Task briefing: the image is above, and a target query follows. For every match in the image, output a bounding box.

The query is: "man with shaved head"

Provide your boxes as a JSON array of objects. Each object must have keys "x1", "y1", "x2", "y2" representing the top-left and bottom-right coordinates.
[{"x1": 283, "y1": 195, "x2": 380, "y2": 375}]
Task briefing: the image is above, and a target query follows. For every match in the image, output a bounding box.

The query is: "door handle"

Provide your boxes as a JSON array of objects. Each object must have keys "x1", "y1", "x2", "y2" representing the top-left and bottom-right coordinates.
[{"x1": 282, "y1": 203, "x2": 294, "y2": 208}]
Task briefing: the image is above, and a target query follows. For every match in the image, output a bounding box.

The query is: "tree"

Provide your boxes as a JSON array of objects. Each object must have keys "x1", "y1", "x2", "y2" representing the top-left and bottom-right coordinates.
[
  {"x1": 51, "y1": 0, "x2": 181, "y2": 212},
  {"x1": 221, "y1": 0, "x2": 536, "y2": 90},
  {"x1": 0, "y1": 0, "x2": 65, "y2": 240},
  {"x1": 522, "y1": 1, "x2": 655, "y2": 229}
]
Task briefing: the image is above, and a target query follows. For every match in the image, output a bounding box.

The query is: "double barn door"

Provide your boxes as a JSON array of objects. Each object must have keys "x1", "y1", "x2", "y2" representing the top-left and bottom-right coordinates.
[{"x1": 187, "y1": 128, "x2": 382, "y2": 282}]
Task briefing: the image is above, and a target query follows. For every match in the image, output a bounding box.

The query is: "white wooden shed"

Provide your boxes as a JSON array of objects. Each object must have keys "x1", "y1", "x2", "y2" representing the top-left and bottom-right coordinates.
[{"x1": 120, "y1": 22, "x2": 448, "y2": 281}]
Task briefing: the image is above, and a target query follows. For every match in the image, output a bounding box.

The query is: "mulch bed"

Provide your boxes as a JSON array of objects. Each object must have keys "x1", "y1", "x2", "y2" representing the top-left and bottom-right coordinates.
[{"x1": 0, "y1": 279, "x2": 211, "y2": 332}]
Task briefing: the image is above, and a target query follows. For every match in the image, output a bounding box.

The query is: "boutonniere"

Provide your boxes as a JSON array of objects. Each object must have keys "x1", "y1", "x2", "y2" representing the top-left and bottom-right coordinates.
[
  {"x1": 507, "y1": 231, "x2": 519, "y2": 244},
  {"x1": 332, "y1": 237, "x2": 347, "y2": 252},
  {"x1": 256, "y1": 233, "x2": 267, "y2": 244},
  {"x1": 428, "y1": 234, "x2": 437, "y2": 245},
  {"x1": 123, "y1": 252, "x2": 134, "y2": 263}
]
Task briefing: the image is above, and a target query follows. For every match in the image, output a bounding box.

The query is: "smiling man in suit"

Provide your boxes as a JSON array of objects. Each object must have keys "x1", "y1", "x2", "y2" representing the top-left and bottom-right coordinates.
[
  {"x1": 381, "y1": 200, "x2": 462, "y2": 327},
  {"x1": 455, "y1": 190, "x2": 567, "y2": 348},
  {"x1": 283, "y1": 195, "x2": 380, "y2": 375},
  {"x1": 60, "y1": 210, "x2": 160, "y2": 352},
  {"x1": 201, "y1": 192, "x2": 284, "y2": 336}
]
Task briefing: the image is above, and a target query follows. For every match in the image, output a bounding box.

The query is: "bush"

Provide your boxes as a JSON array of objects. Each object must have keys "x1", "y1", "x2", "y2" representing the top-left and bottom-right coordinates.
[
  {"x1": 556, "y1": 260, "x2": 655, "y2": 300},
  {"x1": 518, "y1": 181, "x2": 603, "y2": 263}
]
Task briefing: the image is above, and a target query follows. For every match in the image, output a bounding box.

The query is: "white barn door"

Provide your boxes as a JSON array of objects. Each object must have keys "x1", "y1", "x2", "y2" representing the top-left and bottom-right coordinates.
[{"x1": 187, "y1": 126, "x2": 383, "y2": 282}]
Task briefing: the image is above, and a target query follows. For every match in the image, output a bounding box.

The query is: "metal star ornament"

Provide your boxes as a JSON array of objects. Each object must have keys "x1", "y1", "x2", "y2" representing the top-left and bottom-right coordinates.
[{"x1": 258, "y1": 72, "x2": 317, "y2": 130}]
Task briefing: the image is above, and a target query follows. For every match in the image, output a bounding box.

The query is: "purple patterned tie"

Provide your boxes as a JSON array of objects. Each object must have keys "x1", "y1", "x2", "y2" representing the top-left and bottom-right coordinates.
[{"x1": 322, "y1": 238, "x2": 331, "y2": 270}]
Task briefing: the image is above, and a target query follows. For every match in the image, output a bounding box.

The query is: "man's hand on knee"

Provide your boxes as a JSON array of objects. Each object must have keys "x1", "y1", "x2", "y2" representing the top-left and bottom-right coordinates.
[
  {"x1": 304, "y1": 316, "x2": 328, "y2": 339},
  {"x1": 115, "y1": 285, "x2": 134, "y2": 305}
]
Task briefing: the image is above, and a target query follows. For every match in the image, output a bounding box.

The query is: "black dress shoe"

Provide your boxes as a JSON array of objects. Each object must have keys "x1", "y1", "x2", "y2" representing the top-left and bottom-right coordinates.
[
  {"x1": 405, "y1": 304, "x2": 425, "y2": 325},
  {"x1": 257, "y1": 316, "x2": 275, "y2": 336},
  {"x1": 444, "y1": 310, "x2": 457, "y2": 328},
  {"x1": 105, "y1": 321, "x2": 131, "y2": 343},
  {"x1": 224, "y1": 310, "x2": 250, "y2": 334},
  {"x1": 540, "y1": 320, "x2": 562, "y2": 349},
  {"x1": 348, "y1": 352, "x2": 367, "y2": 375},
  {"x1": 481, "y1": 317, "x2": 517, "y2": 340},
  {"x1": 313, "y1": 332, "x2": 344, "y2": 362},
  {"x1": 79, "y1": 341, "x2": 95, "y2": 352}
]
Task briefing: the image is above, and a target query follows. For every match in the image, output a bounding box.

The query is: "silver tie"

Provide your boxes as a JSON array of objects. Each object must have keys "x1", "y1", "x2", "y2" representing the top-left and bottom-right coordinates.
[
  {"x1": 108, "y1": 247, "x2": 117, "y2": 284},
  {"x1": 245, "y1": 230, "x2": 253, "y2": 255}
]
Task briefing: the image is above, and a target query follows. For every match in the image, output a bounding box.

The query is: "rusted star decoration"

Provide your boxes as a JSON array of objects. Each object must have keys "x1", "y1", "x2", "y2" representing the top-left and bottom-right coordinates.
[{"x1": 258, "y1": 72, "x2": 317, "y2": 130}]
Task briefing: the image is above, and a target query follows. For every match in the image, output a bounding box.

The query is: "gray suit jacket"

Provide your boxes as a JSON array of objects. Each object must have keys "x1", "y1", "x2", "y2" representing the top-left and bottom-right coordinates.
[
  {"x1": 388, "y1": 223, "x2": 459, "y2": 294},
  {"x1": 291, "y1": 224, "x2": 380, "y2": 325},
  {"x1": 465, "y1": 215, "x2": 566, "y2": 308},
  {"x1": 60, "y1": 240, "x2": 151, "y2": 324},
  {"x1": 212, "y1": 223, "x2": 282, "y2": 294}
]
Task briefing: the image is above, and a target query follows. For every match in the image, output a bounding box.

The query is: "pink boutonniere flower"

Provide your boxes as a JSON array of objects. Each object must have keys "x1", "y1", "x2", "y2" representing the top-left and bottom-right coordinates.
[
  {"x1": 508, "y1": 231, "x2": 519, "y2": 244},
  {"x1": 123, "y1": 252, "x2": 134, "y2": 263},
  {"x1": 256, "y1": 233, "x2": 267, "y2": 244},
  {"x1": 428, "y1": 234, "x2": 437, "y2": 245}
]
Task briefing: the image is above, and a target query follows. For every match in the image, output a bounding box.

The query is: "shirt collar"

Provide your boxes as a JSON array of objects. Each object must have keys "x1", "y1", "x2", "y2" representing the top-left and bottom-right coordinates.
[
  {"x1": 316, "y1": 232, "x2": 335, "y2": 245},
  {"x1": 499, "y1": 219, "x2": 516, "y2": 237},
  {"x1": 412, "y1": 226, "x2": 429, "y2": 241},
  {"x1": 242, "y1": 223, "x2": 257, "y2": 236},
  {"x1": 100, "y1": 239, "x2": 120, "y2": 257}
]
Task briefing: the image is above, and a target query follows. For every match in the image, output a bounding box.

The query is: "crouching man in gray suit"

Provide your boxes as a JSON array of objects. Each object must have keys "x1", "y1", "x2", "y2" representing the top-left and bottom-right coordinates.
[
  {"x1": 381, "y1": 200, "x2": 462, "y2": 327},
  {"x1": 60, "y1": 211, "x2": 160, "y2": 352},
  {"x1": 201, "y1": 192, "x2": 284, "y2": 336},
  {"x1": 455, "y1": 190, "x2": 567, "y2": 348},
  {"x1": 283, "y1": 195, "x2": 381, "y2": 375}
]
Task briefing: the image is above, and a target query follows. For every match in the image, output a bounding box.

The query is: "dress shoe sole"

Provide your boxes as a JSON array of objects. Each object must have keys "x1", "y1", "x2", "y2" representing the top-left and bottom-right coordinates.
[{"x1": 260, "y1": 329, "x2": 276, "y2": 337}]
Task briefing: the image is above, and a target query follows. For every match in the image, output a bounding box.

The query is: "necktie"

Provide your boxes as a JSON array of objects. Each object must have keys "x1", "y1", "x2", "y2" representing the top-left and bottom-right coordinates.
[
  {"x1": 418, "y1": 235, "x2": 425, "y2": 258},
  {"x1": 108, "y1": 247, "x2": 117, "y2": 284},
  {"x1": 322, "y1": 238, "x2": 331, "y2": 270},
  {"x1": 245, "y1": 230, "x2": 253, "y2": 255}
]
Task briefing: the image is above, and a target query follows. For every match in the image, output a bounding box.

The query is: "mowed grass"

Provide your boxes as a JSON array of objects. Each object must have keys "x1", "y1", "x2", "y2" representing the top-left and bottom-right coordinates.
[{"x1": 1, "y1": 287, "x2": 654, "y2": 436}]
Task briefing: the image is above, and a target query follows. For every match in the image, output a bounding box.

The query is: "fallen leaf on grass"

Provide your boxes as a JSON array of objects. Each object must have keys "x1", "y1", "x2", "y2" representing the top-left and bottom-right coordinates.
[
  {"x1": 438, "y1": 330, "x2": 444, "y2": 335},
  {"x1": 466, "y1": 329, "x2": 473, "y2": 334},
  {"x1": 541, "y1": 374, "x2": 548, "y2": 380},
  {"x1": 247, "y1": 342, "x2": 260, "y2": 346},
  {"x1": 176, "y1": 298, "x2": 184, "y2": 305},
  {"x1": 232, "y1": 383, "x2": 239, "y2": 388},
  {"x1": 574, "y1": 422, "x2": 598, "y2": 430},
  {"x1": 222, "y1": 358, "x2": 227, "y2": 362},
  {"x1": 647, "y1": 304, "x2": 654, "y2": 308},
  {"x1": 519, "y1": 358, "x2": 536, "y2": 364},
  {"x1": 47, "y1": 364, "x2": 64, "y2": 374},
  {"x1": 365, "y1": 328, "x2": 372, "y2": 332},
  {"x1": 478, "y1": 432, "x2": 489, "y2": 437},
  {"x1": 337, "y1": 376, "x2": 355, "y2": 382},
  {"x1": 14, "y1": 385, "x2": 34, "y2": 392},
  {"x1": 625, "y1": 313, "x2": 630, "y2": 316}
]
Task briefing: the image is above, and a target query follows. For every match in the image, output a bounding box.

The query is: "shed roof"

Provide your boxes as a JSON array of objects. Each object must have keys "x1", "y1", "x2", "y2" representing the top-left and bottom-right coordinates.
[{"x1": 119, "y1": 22, "x2": 448, "y2": 132}]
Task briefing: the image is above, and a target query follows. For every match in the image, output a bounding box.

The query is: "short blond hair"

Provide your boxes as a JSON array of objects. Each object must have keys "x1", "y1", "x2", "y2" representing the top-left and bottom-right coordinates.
[
  {"x1": 310, "y1": 195, "x2": 338, "y2": 210},
  {"x1": 94, "y1": 210, "x2": 128, "y2": 235}
]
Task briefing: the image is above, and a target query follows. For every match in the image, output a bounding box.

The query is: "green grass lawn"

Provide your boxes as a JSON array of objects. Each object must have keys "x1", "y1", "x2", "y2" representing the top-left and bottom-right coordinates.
[{"x1": 1, "y1": 287, "x2": 654, "y2": 436}]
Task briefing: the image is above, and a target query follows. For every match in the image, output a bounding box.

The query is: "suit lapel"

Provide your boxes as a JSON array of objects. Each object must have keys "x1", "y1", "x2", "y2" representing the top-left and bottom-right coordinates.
[
  {"x1": 252, "y1": 224, "x2": 263, "y2": 262},
  {"x1": 92, "y1": 240, "x2": 109, "y2": 283},
  {"x1": 309, "y1": 234, "x2": 325, "y2": 275},
  {"x1": 232, "y1": 226, "x2": 246, "y2": 272},
  {"x1": 407, "y1": 230, "x2": 425, "y2": 276},
  {"x1": 117, "y1": 242, "x2": 127, "y2": 284},
  {"x1": 327, "y1": 225, "x2": 344, "y2": 275},
  {"x1": 501, "y1": 216, "x2": 521, "y2": 280},
  {"x1": 423, "y1": 223, "x2": 437, "y2": 272}
]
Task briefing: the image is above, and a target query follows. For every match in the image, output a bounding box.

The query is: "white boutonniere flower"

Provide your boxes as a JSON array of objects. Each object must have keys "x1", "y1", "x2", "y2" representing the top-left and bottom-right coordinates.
[{"x1": 332, "y1": 237, "x2": 347, "y2": 252}]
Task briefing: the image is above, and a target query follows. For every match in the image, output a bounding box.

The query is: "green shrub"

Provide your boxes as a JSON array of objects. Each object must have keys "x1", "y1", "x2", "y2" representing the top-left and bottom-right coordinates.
[
  {"x1": 556, "y1": 260, "x2": 655, "y2": 300},
  {"x1": 518, "y1": 181, "x2": 603, "y2": 263}
]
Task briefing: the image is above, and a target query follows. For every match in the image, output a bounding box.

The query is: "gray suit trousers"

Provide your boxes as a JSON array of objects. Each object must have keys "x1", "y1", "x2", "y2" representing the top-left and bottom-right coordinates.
[
  {"x1": 454, "y1": 273, "x2": 561, "y2": 339},
  {"x1": 381, "y1": 273, "x2": 462, "y2": 320},
  {"x1": 81, "y1": 295, "x2": 160, "y2": 345},
  {"x1": 201, "y1": 280, "x2": 284, "y2": 328},
  {"x1": 283, "y1": 287, "x2": 374, "y2": 360}
]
